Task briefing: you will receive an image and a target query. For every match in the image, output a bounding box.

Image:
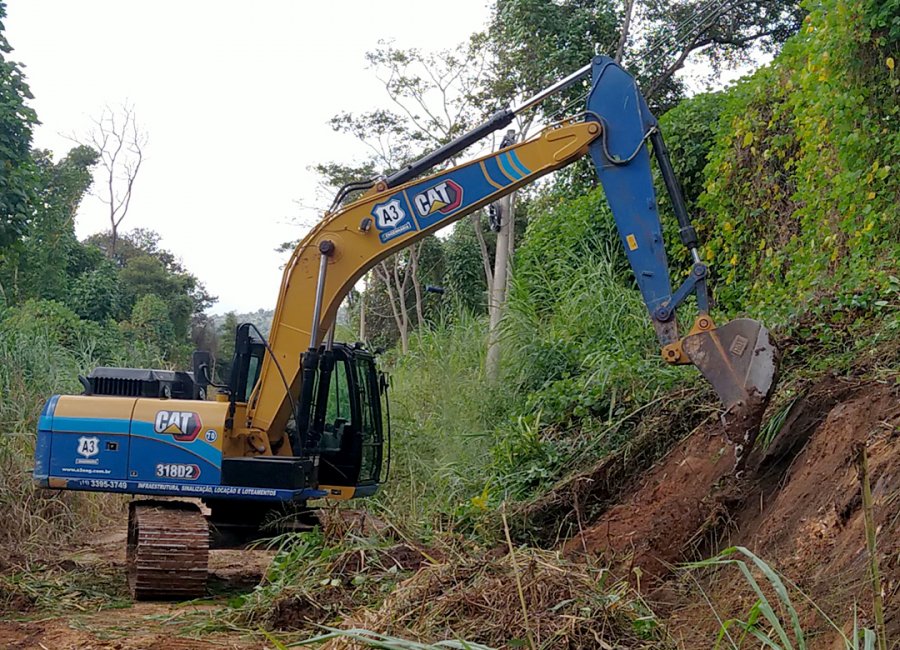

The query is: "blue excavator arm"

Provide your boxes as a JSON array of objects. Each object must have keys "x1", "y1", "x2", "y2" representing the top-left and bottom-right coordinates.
[
  {"x1": 279, "y1": 55, "x2": 778, "y2": 461},
  {"x1": 584, "y1": 58, "x2": 776, "y2": 447}
]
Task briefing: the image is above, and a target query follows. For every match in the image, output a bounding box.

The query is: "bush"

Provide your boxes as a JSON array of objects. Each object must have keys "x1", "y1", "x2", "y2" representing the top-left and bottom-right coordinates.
[
  {"x1": 0, "y1": 298, "x2": 123, "y2": 362},
  {"x1": 697, "y1": 0, "x2": 900, "y2": 324}
]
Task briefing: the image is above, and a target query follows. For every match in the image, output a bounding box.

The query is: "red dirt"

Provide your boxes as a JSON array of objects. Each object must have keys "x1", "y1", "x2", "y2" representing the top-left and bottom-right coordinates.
[
  {"x1": 0, "y1": 606, "x2": 246, "y2": 650},
  {"x1": 562, "y1": 421, "x2": 738, "y2": 579},
  {"x1": 667, "y1": 379, "x2": 900, "y2": 646},
  {"x1": 563, "y1": 375, "x2": 900, "y2": 646}
]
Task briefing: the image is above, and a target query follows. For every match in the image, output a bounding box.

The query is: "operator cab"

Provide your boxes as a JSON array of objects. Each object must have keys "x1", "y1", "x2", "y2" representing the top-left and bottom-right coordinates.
[
  {"x1": 307, "y1": 344, "x2": 384, "y2": 493},
  {"x1": 226, "y1": 323, "x2": 387, "y2": 497}
]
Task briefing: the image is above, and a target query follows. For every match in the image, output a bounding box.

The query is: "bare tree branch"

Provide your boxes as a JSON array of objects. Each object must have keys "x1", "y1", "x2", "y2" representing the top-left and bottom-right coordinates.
[{"x1": 80, "y1": 103, "x2": 147, "y2": 258}]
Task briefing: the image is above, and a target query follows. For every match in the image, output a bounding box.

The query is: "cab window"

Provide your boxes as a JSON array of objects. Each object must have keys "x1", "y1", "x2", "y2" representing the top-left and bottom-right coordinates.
[{"x1": 355, "y1": 357, "x2": 382, "y2": 483}]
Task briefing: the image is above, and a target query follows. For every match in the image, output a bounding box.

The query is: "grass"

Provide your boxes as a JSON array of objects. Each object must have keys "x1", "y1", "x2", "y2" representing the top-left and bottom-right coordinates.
[
  {"x1": 0, "y1": 561, "x2": 130, "y2": 615},
  {"x1": 221, "y1": 528, "x2": 427, "y2": 635},
  {"x1": 288, "y1": 628, "x2": 495, "y2": 649},
  {"x1": 374, "y1": 310, "x2": 508, "y2": 537},
  {"x1": 0, "y1": 329, "x2": 126, "y2": 558},
  {"x1": 686, "y1": 547, "x2": 879, "y2": 650},
  {"x1": 297, "y1": 543, "x2": 671, "y2": 649}
]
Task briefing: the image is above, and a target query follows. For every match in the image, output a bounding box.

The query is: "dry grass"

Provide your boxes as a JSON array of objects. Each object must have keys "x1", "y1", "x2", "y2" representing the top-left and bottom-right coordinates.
[
  {"x1": 0, "y1": 330, "x2": 125, "y2": 562},
  {"x1": 319, "y1": 547, "x2": 672, "y2": 650}
]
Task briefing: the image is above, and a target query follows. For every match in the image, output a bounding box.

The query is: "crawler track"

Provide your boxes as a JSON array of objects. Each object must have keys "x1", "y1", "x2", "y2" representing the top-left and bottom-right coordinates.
[{"x1": 127, "y1": 501, "x2": 209, "y2": 600}]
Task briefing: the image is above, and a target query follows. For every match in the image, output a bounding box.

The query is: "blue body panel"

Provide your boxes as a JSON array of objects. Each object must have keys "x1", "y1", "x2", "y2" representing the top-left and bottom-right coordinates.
[
  {"x1": 128, "y1": 420, "x2": 222, "y2": 485},
  {"x1": 34, "y1": 395, "x2": 328, "y2": 502},
  {"x1": 587, "y1": 56, "x2": 673, "y2": 316},
  {"x1": 40, "y1": 477, "x2": 326, "y2": 502},
  {"x1": 33, "y1": 395, "x2": 56, "y2": 481}
]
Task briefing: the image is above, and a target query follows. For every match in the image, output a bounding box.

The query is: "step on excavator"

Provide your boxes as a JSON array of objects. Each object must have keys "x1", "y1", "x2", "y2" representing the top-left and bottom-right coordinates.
[{"x1": 34, "y1": 56, "x2": 777, "y2": 599}]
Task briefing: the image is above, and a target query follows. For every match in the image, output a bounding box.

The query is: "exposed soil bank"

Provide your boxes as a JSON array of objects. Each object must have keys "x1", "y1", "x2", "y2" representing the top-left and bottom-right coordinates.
[{"x1": 563, "y1": 375, "x2": 900, "y2": 646}]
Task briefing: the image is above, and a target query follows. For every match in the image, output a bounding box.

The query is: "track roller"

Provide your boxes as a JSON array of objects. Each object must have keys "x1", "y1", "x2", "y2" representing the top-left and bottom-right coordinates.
[{"x1": 127, "y1": 501, "x2": 210, "y2": 600}]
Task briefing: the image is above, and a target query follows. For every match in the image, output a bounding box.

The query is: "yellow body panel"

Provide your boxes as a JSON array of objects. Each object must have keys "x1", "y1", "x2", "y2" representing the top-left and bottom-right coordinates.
[{"x1": 54, "y1": 395, "x2": 137, "y2": 421}]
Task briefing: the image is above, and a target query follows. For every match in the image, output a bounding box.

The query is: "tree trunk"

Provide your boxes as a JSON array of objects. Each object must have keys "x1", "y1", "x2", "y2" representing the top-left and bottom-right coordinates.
[
  {"x1": 470, "y1": 213, "x2": 494, "y2": 303},
  {"x1": 392, "y1": 255, "x2": 412, "y2": 353},
  {"x1": 506, "y1": 193, "x2": 516, "y2": 295},
  {"x1": 486, "y1": 194, "x2": 512, "y2": 381},
  {"x1": 615, "y1": 0, "x2": 636, "y2": 63},
  {"x1": 375, "y1": 260, "x2": 409, "y2": 354},
  {"x1": 410, "y1": 242, "x2": 425, "y2": 327}
]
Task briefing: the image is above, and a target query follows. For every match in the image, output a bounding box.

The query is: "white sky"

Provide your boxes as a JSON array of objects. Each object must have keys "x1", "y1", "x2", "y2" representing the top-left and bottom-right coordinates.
[{"x1": 6, "y1": 0, "x2": 491, "y2": 313}]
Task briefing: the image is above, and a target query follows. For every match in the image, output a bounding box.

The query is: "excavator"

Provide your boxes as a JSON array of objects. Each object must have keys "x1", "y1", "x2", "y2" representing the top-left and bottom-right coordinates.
[{"x1": 33, "y1": 56, "x2": 777, "y2": 599}]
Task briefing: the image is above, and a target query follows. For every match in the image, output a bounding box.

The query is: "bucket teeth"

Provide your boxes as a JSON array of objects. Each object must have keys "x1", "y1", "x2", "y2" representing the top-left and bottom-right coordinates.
[{"x1": 127, "y1": 501, "x2": 209, "y2": 600}]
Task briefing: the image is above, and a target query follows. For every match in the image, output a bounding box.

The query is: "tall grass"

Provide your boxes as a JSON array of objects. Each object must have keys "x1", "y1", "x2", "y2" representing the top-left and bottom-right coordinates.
[
  {"x1": 0, "y1": 328, "x2": 124, "y2": 558},
  {"x1": 376, "y1": 226, "x2": 698, "y2": 528},
  {"x1": 376, "y1": 311, "x2": 511, "y2": 535},
  {"x1": 687, "y1": 547, "x2": 878, "y2": 650},
  {"x1": 489, "y1": 236, "x2": 691, "y2": 499}
]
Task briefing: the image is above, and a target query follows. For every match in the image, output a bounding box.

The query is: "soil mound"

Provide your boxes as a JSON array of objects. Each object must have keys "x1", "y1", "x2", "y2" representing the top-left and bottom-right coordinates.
[
  {"x1": 668, "y1": 379, "x2": 900, "y2": 644},
  {"x1": 562, "y1": 421, "x2": 738, "y2": 580},
  {"x1": 560, "y1": 375, "x2": 900, "y2": 644}
]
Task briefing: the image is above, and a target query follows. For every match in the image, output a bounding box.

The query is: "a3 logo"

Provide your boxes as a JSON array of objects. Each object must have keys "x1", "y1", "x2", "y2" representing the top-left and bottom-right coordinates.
[
  {"x1": 77, "y1": 436, "x2": 99, "y2": 458},
  {"x1": 370, "y1": 179, "x2": 465, "y2": 244}
]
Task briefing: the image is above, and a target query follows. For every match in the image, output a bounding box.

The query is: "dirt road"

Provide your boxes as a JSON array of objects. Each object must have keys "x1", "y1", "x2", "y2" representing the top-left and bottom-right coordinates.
[{"x1": 0, "y1": 528, "x2": 274, "y2": 650}]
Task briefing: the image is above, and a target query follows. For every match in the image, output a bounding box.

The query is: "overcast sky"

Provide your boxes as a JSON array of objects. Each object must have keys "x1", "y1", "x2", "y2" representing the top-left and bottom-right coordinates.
[{"x1": 6, "y1": 1, "x2": 491, "y2": 313}]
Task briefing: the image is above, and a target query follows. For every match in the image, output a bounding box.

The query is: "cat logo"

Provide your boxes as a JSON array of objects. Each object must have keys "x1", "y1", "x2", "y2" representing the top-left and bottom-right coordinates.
[
  {"x1": 413, "y1": 180, "x2": 463, "y2": 218},
  {"x1": 154, "y1": 410, "x2": 202, "y2": 442}
]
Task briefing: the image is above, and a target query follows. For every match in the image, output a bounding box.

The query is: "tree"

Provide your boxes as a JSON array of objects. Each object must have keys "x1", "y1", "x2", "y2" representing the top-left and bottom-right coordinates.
[
  {"x1": 322, "y1": 38, "x2": 498, "y2": 347},
  {"x1": 442, "y1": 215, "x2": 494, "y2": 312},
  {"x1": 80, "y1": 104, "x2": 147, "y2": 258},
  {"x1": 215, "y1": 311, "x2": 239, "y2": 381},
  {"x1": 86, "y1": 228, "x2": 216, "y2": 319},
  {"x1": 372, "y1": 245, "x2": 425, "y2": 354},
  {"x1": 0, "y1": 1, "x2": 37, "y2": 255},
  {"x1": 14, "y1": 146, "x2": 99, "y2": 303},
  {"x1": 68, "y1": 261, "x2": 123, "y2": 322},
  {"x1": 126, "y1": 294, "x2": 175, "y2": 359},
  {"x1": 490, "y1": 0, "x2": 620, "y2": 110},
  {"x1": 636, "y1": 0, "x2": 804, "y2": 100},
  {"x1": 490, "y1": 0, "x2": 803, "y2": 112}
]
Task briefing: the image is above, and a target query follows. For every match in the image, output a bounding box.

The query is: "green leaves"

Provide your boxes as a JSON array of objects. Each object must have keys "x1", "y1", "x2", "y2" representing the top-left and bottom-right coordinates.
[
  {"x1": 0, "y1": 0, "x2": 38, "y2": 250},
  {"x1": 862, "y1": 0, "x2": 900, "y2": 48},
  {"x1": 687, "y1": 546, "x2": 878, "y2": 650},
  {"x1": 694, "y1": 0, "x2": 900, "y2": 327}
]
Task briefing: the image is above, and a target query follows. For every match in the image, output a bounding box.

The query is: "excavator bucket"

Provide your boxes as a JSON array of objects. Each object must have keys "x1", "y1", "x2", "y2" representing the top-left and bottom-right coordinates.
[{"x1": 682, "y1": 318, "x2": 778, "y2": 458}]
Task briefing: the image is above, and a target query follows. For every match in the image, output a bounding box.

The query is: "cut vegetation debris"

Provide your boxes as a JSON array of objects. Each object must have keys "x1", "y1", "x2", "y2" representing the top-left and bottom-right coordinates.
[{"x1": 317, "y1": 547, "x2": 670, "y2": 650}]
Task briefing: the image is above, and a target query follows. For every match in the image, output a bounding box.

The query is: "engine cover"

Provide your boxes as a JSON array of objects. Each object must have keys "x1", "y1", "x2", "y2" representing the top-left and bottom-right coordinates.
[{"x1": 85, "y1": 367, "x2": 198, "y2": 400}]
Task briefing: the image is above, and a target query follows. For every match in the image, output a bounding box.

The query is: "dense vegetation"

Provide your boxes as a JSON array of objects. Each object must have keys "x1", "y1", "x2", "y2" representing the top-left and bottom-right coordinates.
[{"x1": 0, "y1": 1, "x2": 217, "y2": 550}]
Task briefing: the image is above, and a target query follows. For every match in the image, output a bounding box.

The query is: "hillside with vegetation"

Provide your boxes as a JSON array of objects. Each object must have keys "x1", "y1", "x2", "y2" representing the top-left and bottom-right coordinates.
[{"x1": 1, "y1": 0, "x2": 899, "y2": 647}]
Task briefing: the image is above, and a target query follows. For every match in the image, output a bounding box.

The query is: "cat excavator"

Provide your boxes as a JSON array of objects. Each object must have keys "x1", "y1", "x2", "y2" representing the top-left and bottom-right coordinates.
[{"x1": 33, "y1": 56, "x2": 777, "y2": 599}]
